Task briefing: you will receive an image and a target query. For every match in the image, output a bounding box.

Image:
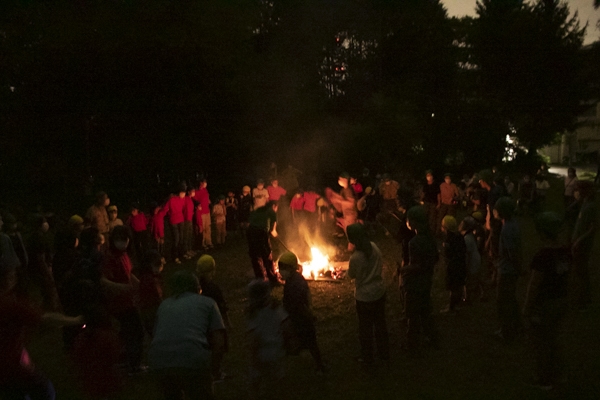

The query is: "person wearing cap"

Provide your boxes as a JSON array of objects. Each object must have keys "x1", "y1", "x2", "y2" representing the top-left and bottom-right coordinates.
[
  {"x1": 107, "y1": 205, "x2": 123, "y2": 233},
  {"x1": 522, "y1": 212, "x2": 570, "y2": 390},
  {"x1": 461, "y1": 216, "x2": 483, "y2": 304},
  {"x1": 421, "y1": 170, "x2": 441, "y2": 234},
  {"x1": 571, "y1": 180, "x2": 597, "y2": 311},
  {"x1": 68, "y1": 215, "x2": 85, "y2": 237},
  {"x1": 438, "y1": 173, "x2": 459, "y2": 231},
  {"x1": 86, "y1": 191, "x2": 110, "y2": 242},
  {"x1": 196, "y1": 255, "x2": 230, "y2": 381},
  {"x1": 278, "y1": 252, "x2": 326, "y2": 373},
  {"x1": 400, "y1": 206, "x2": 439, "y2": 352},
  {"x1": 162, "y1": 183, "x2": 188, "y2": 263},
  {"x1": 148, "y1": 270, "x2": 225, "y2": 400},
  {"x1": 212, "y1": 195, "x2": 227, "y2": 245},
  {"x1": 493, "y1": 197, "x2": 522, "y2": 343},
  {"x1": 247, "y1": 201, "x2": 282, "y2": 285},
  {"x1": 253, "y1": 179, "x2": 269, "y2": 210},
  {"x1": 239, "y1": 185, "x2": 253, "y2": 232},
  {"x1": 195, "y1": 179, "x2": 213, "y2": 250},
  {"x1": 347, "y1": 223, "x2": 389, "y2": 366},
  {"x1": 440, "y1": 216, "x2": 467, "y2": 313}
]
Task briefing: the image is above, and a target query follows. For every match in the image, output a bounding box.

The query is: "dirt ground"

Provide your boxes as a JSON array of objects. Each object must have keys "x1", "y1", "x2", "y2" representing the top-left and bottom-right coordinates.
[{"x1": 27, "y1": 176, "x2": 600, "y2": 400}]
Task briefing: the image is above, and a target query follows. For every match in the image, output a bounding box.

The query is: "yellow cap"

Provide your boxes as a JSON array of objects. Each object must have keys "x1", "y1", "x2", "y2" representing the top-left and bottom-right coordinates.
[
  {"x1": 442, "y1": 215, "x2": 458, "y2": 232},
  {"x1": 196, "y1": 255, "x2": 216, "y2": 275},
  {"x1": 69, "y1": 215, "x2": 84, "y2": 226},
  {"x1": 107, "y1": 205, "x2": 118, "y2": 212},
  {"x1": 278, "y1": 251, "x2": 299, "y2": 269}
]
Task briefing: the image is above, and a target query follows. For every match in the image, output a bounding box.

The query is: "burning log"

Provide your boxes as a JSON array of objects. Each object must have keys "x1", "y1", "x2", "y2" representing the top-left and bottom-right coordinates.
[{"x1": 299, "y1": 247, "x2": 348, "y2": 282}]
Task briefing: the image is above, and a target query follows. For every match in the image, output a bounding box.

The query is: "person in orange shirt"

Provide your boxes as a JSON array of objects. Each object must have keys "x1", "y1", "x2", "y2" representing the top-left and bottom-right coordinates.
[{"x1": 438, "y1": 173, "x2": 459, "y2": 233}]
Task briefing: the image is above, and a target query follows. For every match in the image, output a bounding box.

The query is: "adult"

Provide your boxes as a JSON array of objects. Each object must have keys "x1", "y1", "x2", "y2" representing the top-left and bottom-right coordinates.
[
  {"x1": 347, "y1": 223, "x2": 389, "y2": 366},
  {"x1": 438, "y1": 173, "x2": 459, "y2": 222},
  {"x1": 420, "y1": 170, "x2": 441, "y2": 234},
  {"x1": 523, "y1": 212, "x2": 570, "y2": 390},
  {"x1": 162, "y1": 184, "x2": 186, "y2": 263},
  {"x1": 571, "y1": 181, "x2": 597, "y2": 311},
  {"x1": 247, "y1": 201, "x2": 282, "y2": 285},
  {"x1": 400, "y1": 206, "x2": 439, "y2": 353},
  {"x1": 563, "y1": 167, "x2": 578, "y2": 208},
  {"x1": 148, "y1": 270, "x2": 226, "y2": 400},
  {"x1": 195, "y1": 179, "x2": 213, "y2": 250},
  {"x1": 494, "y1": 197, "x2": 522, "y2": 343},
  {"x1": 86, "y1": 191, "x2": 110, "y2": 243}
]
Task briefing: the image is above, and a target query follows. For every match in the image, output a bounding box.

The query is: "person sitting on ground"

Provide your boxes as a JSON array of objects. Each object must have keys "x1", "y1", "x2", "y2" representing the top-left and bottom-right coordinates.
[
  {"x1": 441, "y1": 216, "x2": 467, "y2": 314},
  {"x1": 148, "y1": 270, "x2": 226, "y2": 400},
  {"x1": 278, "y1": 251, "x2": 326, "y2": 374}
]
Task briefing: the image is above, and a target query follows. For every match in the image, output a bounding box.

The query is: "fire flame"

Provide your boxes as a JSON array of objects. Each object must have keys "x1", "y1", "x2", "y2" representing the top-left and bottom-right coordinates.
[{"x1": 300, "y1": 247, "x2": 332, "y2": 280}]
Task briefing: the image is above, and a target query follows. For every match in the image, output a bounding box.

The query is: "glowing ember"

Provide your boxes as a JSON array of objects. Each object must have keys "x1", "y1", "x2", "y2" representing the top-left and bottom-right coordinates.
[{"x1": 300, "y1": 247, "x2": 332, "y2": 280}]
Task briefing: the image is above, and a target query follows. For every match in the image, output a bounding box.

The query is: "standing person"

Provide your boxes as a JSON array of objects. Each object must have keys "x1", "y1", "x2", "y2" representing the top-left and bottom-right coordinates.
[
  {"x1": 350, "y1": 176, "x2": 363, "y2": 199},
  {"x1": 400, "y1": 206, "x2": 439, "y2": 353},
  {"x1": 246, "y1": 279, "x2": 290, "y2": 400},
  {"x1": 278, "y1": 252, "x2": 326, "y2": 374},
  {"x1": 247, "y1": 201, "x2": 282, "y2": 285},
  {"x1": 346, "y1": 223, "x2": 389, "y2": 367},
  {"x1": 517, "y1": 174, "x2": 535, "y2": 215},
  {"x1": 440, "y1": 216, "x2": 467, "y2": 314},
  {"x1": 523, "y1": 212, "x2": 570, "y2": 390},
  {"x1": 107, "y1": 205, "x2": 123, "y2": 233},
  {"x1": 420, "y1": 170, "x2": 441, "y2": 234},
  {"x1": 325, "y1": 172, "x2": 358, "y2": 239},
  {"x1": 534, "y1": 172, "x2": 550, "y2": 213},
  {"x1": 195, "y1": 179, "x2": 213, "y2": 250},
  {"x1": 290, "y1": 190, "x2": 305, "y2": 225},
  {"x1": 225, "y1": 191, "x2": 238, "y2": 232},
  {"x1": 162, "y1": 185, "x2": 186, "y2": 264},
  {"x1": 378, "y1": 173, "x2": 400, "y2": 214},
  {"x1": 571, "y1": 181, "x2": 597, "y2": 311},
  {"x1": 239, "y1": 186, "x2": 253, "y2": 233},
  {"x1": 504, "y1": 176, "x2": 515, "y2": 196},
  {"x1": 252, "y1": 180, "x2": 270, "y2": 210},
  {"x1": 267, "y1": 179, "x2": 287, "y2": 205},
  {"x1": 149, "y1": 203, "x2": 165, "y2": 256},
  {"x1": 438, "y1": 173, "x2": 459, "y2": 222},
  {"x1": 461, "y1": 216, "x2": 483, "y2": 304},
  {"x1": 86, "y1": 191, "x2": 110, "y2": 244},
  {"x1": 183, "y1": 188, "x2": 196, "y2": 259},
  {"x1": 302, "y1": 187, "x2": 320, "y2": 230},
  {"x1": 212, "y1": 195, "x2": 227, "y2": 246},
  {"x1": 493, "y1": 197, "x2": 523, "y2": 343},
  {"x1": 27, "y1": 215, "x2": 61, "y2": 311},
  {"x1": 563, "y1": 167, "x2": 578, "y2": 208},
  {"x1": 138, "y1": 250, "x2": 165, "y2": 337},
  {"x1": 101, "y1": 225, "x2": 145, "y2": 374},
  {"x1": 0, "y1": 214, "x2": 22, "y2": 275},
  {"x1": 148, "y1": 270, "x2": 226, "y2": 400},
  {"x1": 126, "y1": 204, "x2": 150, "y2": 263}
]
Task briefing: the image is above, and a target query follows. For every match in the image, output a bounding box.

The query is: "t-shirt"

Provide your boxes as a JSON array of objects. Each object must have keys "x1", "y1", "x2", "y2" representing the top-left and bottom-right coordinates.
[
  {"x1": 149, "y1": 292, "x2": 225, "y2": 370},
  {"x1": 464, "y1": 232, "x2": 481, "y2": 274},
  {"x1": 267, "y1": 185, "x2": 287, "y2": 202},
  {"x1": 564, "y1": 177, "x2": 578, "y2": 197},
  {"x1": 497, "y1": 219, "x2": 521, "y2": 275},
  {"x1": 128, "y1": 213, "x2": 148, "y2": 232},
  {"x1": 253, "y1": 188, "x2": 269, "y2": 209},
  {"x1": 290, "y1": 195, "x2": 305, "y2": 211},
  {"x1": 248, "y1": 205, "x2": 277, "y2": 232},
  {"x1": 401, "y1": 233, "x2": 438, "y2": 291},
  {"x1": 195, "y1": 188, "x2": 211, "y2": 216},
  {"x1": 102, "y1": 250, "x2": 134, "y2": 313},
  {"x1": 422, "y1": 182, "x2": 440, "y2": 204},
  {"x1": 247, "y1": 305, "x2": 288, "y2": 364},
  {"x1": 379, "y1": 181, "x2": 399, "y2": 200},
  {"x1": 348, "y1": 242, "x2": 385, "y2": 302},
  {"x1": 303, "y1": 192, "x2": 319, "y2": 213},
  {"x1": 283, "y1": 271, "x2": 310, "y2": 317},
  {"x1": 212, "y1": 204, "x2": 226, "y2": 224},
  {"x1": 86, "y1": 205, "x2": 110, "y2": 234},
  {"x1": 200, "y1": 278, "x2": 229, "y2": 318},
  {"x1": 162, "y1": 196, "x2": 185, "y2": 225},
  {"x1": 439, "y1": 182, "x2": 459, "y2": 205},
  {"x1": 150, "y1": 210, "x2": 165, "y2": 239},
  {"x1": 530, "y1": 246, "x2": 570, "y2": 303},
  {"x1": 183, "y1": 196, "x2": 195, "y2": 222}
]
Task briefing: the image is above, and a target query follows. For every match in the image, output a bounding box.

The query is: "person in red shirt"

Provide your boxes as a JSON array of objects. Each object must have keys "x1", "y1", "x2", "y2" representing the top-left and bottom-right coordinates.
[
  {"x1": 183, "y1": 188, "x2": 196, "y2": 259},
  {"x1": 149, "y1": 203, "x2": 166, "y2": 256},
  {"x1": 351, "y1": 176, "x2": 363, "y2": 199},
  {"x1": 138, "y1": 250, "x2": 165, "y2": 336},
  {"x1": 267, "y1": 179, "x2": 287, "y2": 204},
  {"x1": 127, "y1": 203, "x2": 149, "y2": 264},
  {"x1": 101, "y1": 226, "x2": 145, "y2": 375},
  {"x1": 195, "y1": 179, "x2": 213, "y2": 249},
  {"x1": 290, "y1": 190, "x2": 305, "y2": 224},
  {"x1": 162, "y1": 184, "x2": 187, "y2": 263},
  {"x1": 302, "y1": 187, "x2": 321, "y2": 230},
  {"x1": 194, "y1": 202, "x2": 204, "y2": 250}
]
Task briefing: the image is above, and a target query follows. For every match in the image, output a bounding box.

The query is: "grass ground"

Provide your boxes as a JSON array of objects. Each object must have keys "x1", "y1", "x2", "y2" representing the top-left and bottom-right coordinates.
[{"x1": 27, "y1": 176, "x2": 600, "y2": 400}]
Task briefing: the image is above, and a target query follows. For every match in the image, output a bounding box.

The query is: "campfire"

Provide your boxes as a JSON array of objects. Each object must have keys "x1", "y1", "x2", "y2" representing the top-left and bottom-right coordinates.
[{"x1": 299, "y1": 247, "x2": 347, "y2": 281}]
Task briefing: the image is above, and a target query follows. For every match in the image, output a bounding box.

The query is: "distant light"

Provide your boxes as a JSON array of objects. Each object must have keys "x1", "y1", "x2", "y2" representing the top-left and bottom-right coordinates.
[
  {"x1": 9, "y1": 86, "x2": 15, "y2": 92},
  {"x1": 431, "y1": 113, "x2": 435, "y2": 117}
]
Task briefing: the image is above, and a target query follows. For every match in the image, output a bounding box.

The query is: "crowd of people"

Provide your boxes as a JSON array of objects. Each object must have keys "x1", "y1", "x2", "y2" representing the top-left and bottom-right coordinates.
[{"x1": 0, "y1": 163, "x2": 597, "y2": 399}]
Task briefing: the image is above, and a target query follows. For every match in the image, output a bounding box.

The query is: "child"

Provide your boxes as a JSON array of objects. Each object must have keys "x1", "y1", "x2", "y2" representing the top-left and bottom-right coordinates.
[
  {"x1": 239, "y1": 186, "x2": 253, "y2": 232},
  {"x1": 196, "y1": 255, "x2": 230, "y2": 381},
  {"x1": 212, "y1": 195, "x2": 227, "y2": 245},
  {"x1": 246, "y1": 279, "x2": 290, "y2": 400},
  {"x1": 194, "y1": 202, "x2": 204, "y2": 250},
  {"x1": 225, "y1": 191, "x2": 238, "y2": 231},
  {"x1": 195, "y1": 179, "x2": 213, "y2": 250},
  {"x1": 253, "y1": 179, "x2": 269, "y2": 210},
  {"x1": 267, "y1": 179, "x2": 286, "y2": 205},
  {"x1": 149, "y1": 203, "x2": 165, "y2": 256},
  {"x1": 302, "y1": 186, "x2": 320, "y2": 229},
  {"x1": 460, "y1": 216, "x2": 482, "y2": 304},
  {"x1": 138, "y1": 250, "x2": 164, "y2": 336},
  {"x1": 107, "y1": 205, "x2": 123, "y2": 232},
  {"x1": 290, "y1": 190, "x2": 305, "y2": 224},
  {"x1": 161, "y1": 184, "x2": 187, "y2": 264},
  {"x1": 440, "y1": 216, "x2": 467, "y2": 313},
  {"x1": 278, "y1": 252, "x2": 326, "y2": 373},
  {"x1": 183, "y1": 188, "x2": 196, "y2": 259},
  {"x1": 126, "y1": 203, "x2": 149, "y2": 263}
]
